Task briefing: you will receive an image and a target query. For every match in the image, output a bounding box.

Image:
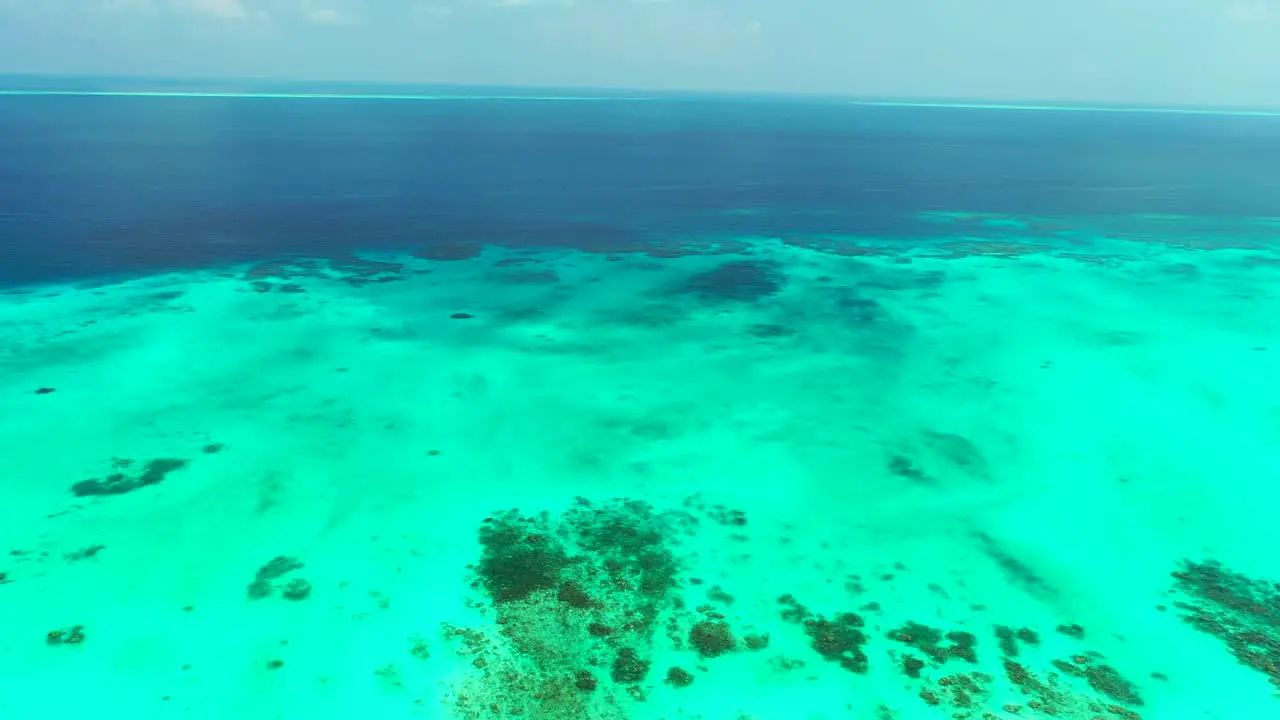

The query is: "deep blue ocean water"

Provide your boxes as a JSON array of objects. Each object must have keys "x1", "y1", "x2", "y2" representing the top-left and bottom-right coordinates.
[{"x1": 4, "y1": 80, "x2": 1280, "y2": 286}]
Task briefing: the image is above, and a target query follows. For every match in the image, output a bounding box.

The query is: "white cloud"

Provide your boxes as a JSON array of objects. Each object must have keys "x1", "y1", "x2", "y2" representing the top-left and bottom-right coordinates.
[
  {"x1": 173, "y1": 0, "x2": 250, "y2": 20},
  {"x1": 301, "y1": 0, "x2": 363, "y2": 24},
  {"x1": 308, "y1": 8, "x2": 348, "y2": 23}
]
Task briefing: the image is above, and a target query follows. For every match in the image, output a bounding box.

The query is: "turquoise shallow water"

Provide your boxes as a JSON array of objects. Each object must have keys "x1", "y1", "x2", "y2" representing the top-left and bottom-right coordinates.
[{"x1": 2, "y1": 213, "x2": 1279, "y2": 719}]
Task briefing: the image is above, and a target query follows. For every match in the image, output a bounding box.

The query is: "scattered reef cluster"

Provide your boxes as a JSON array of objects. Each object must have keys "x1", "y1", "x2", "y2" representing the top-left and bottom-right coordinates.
[
  {"x1": 438, "y1": 495, "x2": 1155, "y2": 720},
  {"x1": 1169, "y1": 559, "x2": 1280, "y2": 691},
  {"x1": 441, "y1": 498, "x2": 693, "y2": 720},
  {"x1": 79, "y1": 202, "x2": 1276, "y2": 291},
  {"x1": 244, "y1": 255, "x2": 409, "y2": 291}
]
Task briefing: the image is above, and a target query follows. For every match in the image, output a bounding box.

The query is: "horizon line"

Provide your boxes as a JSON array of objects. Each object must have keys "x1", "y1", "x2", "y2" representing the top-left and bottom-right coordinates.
[
  {"x1": 0, "y1": 89, "x2": 654, "y2": 102},
  {"x1": 846, "y1": 100, "x2": 1280, "y2": 118},
  {"x1": 2, "y1": 74, "x2": 1280, "y2": 116},
  {"x1": 3, "y1": 89, "x2": 1280, "y2": 117}
]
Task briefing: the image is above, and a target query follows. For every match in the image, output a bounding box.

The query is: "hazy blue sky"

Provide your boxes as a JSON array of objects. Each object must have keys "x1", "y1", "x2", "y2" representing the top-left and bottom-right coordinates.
[{"x1": 1, "y1": 0, "x2": 1279, "y2": 106}]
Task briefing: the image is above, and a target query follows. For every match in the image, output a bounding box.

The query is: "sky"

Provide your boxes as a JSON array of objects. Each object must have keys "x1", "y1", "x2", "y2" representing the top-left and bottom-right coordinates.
[{"x1": 1, "y1": 0, "x2": 1280, "y2": 107}]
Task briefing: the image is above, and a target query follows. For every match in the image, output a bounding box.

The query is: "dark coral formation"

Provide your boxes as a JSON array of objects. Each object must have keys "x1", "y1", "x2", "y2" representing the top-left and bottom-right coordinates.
[
  {"x1": 574, "y1": 670, "x2": 597, "y2": 692},
  {"x1": 444, "y1": 495, "x2": 1157, "y2": 719},
  {"x1": 689, "y1": 620, "x2": 736, "y2": 658},
  {"x1": 777, "y1": 593, "x2": 809, "y2": 623},
  {"x1": 1057, "y1": 623, "x2": 1086, "y2": 639},
  {"x1": 71, "y1": 458, "x2": 189, "y2": 497},
  {"x1": 887, "y1": 622, "x2": 978, "y2": 664},
  {"x1": 409, "y1": 635, "x2": 431, "y2": 660},
  {"x1": 63, "y1": 545, "x2": 105, "y2": 562},
  {"x1": 665, "y1": 666, "x2": 694, "y2": 687},
  {"x1": 903, "y1": 655, "x2": 926, "y2": 678},
  {"x1": 1004, "y1": 660, "x2": 1061, "y2": 711},
  {"x1": 782, "y1": 237, "x2": 893, "y2": 257},
  {"x1": 705, "y1": 505, "x2": 747, "y2": 528},
  {"x1": 680, "y1": 260, "x2": 784, "y2": 303},
  {"x1": 806, "y1": 615, "x2": 870, "y2": 673},
  {"x1": 247, "y1": 555, "x2": 305, "y2": 600},
  {"x1": 920, "y1": 672, "x2": 991, "y2": 712},
  {"x1": 1002, "y1": 657, "x2": 1144, "y2": 718},
  {"x1": 841, "y1": 596, "x2": 1143, "y2": 719},
  {"x1": 887, "y1": 454, "x2": 929, "y2": 483},
  {"x1": 994, "y1": 625, "x2": 1017, "y2": 656},
  {"x1": 448, "y1": 499, "x2": 689, "y2": 720},
  {"x1": 930, "y1": 240, "x2": 1048, "y2": 259},
  {"x1": 994, "y1": 625, "x2": 1040, "y2": 657},
  {"x1": 280, "y1": 578, "x2": 312, "y2": 601},
  {"x1": 477, "y1": 512, "x2": 572, "y2": 603},
  {"x1": 244, "y1": 255, "x2": 406, "y2": 289},
  {"x1": 777, "y1": 595, "x2": 869, "y2": 673},
  {"x1": 569, "y1": 501, "x2": 681, "y2": 600},
  {"x1": 257, "y1": 556, "x2": 303, "y2": 581},
  {"x1": 46, "y1": 624, "x2": 86, "y2": 646},
  {"x1": 557, "y1": 580, "x2": 598, "y2": 609},
  {"x1": 1170, "y1": 559, "x2": 1280, "y2": 689},
  {"x1": 332, "y1": 256, "x2": 406, "y2": 286},
  {"x1": 1051, "y1": 655, "x2": 1144, "y2": 706},
  {"x1": 611, "y1": 648, "x2": 650, "y2": 684}
]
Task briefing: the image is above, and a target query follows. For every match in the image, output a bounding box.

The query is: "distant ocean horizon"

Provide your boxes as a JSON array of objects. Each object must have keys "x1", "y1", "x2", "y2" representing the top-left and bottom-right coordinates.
[{"x1": 4, "y1": 75, "x2": 1280, "y2": 288}]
